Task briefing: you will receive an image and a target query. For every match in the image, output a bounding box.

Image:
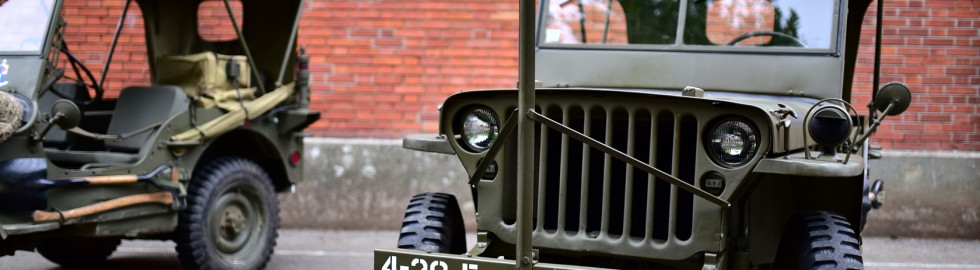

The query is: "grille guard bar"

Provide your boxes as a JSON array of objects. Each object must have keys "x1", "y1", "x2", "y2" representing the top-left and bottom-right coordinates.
[{"x1": 469, "y1": 109, "x2": 519, "y2": 186}]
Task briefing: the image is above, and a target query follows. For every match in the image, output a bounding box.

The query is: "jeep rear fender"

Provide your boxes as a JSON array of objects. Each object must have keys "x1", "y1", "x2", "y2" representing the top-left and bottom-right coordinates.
[{"x1": 197, "y1": 129, "x2": 293, "y2": 191}]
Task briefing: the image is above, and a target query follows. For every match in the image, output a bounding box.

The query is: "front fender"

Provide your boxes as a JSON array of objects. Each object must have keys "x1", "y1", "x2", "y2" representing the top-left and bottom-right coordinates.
[
  {"x1": 753, "y1": 153, "x2": 864, "y2": 177},
  {"x1": 403, "y1": 134, "x2": 454, "y2": 155}
]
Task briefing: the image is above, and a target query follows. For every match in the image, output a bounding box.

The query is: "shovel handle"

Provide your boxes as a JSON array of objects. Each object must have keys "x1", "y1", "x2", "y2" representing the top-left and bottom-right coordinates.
[{"x1": 82, "y1": 175, "x2": 139, "y2": 185}]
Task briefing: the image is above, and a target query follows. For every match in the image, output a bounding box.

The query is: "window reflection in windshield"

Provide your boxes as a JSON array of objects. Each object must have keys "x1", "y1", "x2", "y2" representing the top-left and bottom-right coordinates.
[
  {"x1": 543, "y1": 0, "x2": 836, "y2": 50},
  {"x1": 690, "y1": 0, "x2": 835, "y2": 48},
  {"x1": 0, "y1": 0, "x2": 55, "y2": 53}
]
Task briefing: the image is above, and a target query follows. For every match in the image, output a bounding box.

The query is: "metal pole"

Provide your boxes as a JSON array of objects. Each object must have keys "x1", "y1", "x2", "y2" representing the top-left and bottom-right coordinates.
[
  {"x1": 223, "y1": 0, "x2": 267, "y2": 95},
  {"x1": 516, "y1": 0, "x2": 536, "y2": 267},
  {"x1": 871, "y1": 0, "x2": 883, "y2": 114},
  {"x1": 601, "y1": 0, "x2": 612, "y2": 43},
  {"x1": 97, "y1": 0, "x2": 131, "y2": 89},
  {"x1": 576, "y1": 1, "x2": 587, "y2": 43},
  {"x1": 275, "y1": 0, "x2": 306, "y2": 87}
]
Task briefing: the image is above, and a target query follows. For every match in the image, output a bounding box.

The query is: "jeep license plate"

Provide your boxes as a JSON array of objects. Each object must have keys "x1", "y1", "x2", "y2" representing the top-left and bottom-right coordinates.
[{"x1": 374, "y1": 248, "x2": 612, "y2": 270}]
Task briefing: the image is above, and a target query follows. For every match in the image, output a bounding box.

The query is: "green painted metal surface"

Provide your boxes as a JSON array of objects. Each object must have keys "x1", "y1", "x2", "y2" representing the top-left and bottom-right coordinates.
[
  {"x1": 392, "y1": 0, "x2": 891, "y2": 268},
  {"x1": 0, "y1": 0, "x2": 317, "y2": 259}
]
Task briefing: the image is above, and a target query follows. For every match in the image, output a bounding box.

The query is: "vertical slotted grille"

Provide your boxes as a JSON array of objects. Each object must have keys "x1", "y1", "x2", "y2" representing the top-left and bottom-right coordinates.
[{"x1": 525, "y1": 104, "x2": 698, "y2": 242}]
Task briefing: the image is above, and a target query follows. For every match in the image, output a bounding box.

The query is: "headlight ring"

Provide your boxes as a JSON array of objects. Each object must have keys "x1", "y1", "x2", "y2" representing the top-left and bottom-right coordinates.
[
  {"x1": 457, "y1": 106, "x2": 500, "y2": 152},
  {"x1": 705, "y1": 117, "x2": 760, "y2": 168}
]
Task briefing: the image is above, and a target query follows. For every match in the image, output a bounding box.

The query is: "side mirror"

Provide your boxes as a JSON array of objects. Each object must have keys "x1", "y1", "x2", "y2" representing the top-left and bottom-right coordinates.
[
  {"x1": 874, "y1": 82, "x2": 912, "y2": 116},
  {"x1": 32, "y1": 99, "x2": 80, "y2": 143},
  {"x1": 51, "y1": 99, "x2": 81, "y2": 130},
  {"x1": 850, "y1": 82, "x2": 913, "y2": 153}
]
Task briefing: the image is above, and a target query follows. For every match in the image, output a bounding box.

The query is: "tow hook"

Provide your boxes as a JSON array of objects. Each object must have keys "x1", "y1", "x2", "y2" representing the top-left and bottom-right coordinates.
[{"x1": 869, "y1": 179, "x2": 884, "y2": 209}]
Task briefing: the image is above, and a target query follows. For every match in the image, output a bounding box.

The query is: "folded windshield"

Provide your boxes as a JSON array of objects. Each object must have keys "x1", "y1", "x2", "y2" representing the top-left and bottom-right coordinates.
[
  {"x1": 0, "y1": 0, "x2": 55, "y2": 54},
  {"x1": 543, "y1": 0, "x2": 837, "y2": 51}
]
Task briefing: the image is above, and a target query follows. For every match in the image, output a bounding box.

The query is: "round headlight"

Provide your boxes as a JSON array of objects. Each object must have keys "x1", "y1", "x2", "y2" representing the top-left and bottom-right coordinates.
[
  {"x1": 706, "y1": 118, "x2": 759, "y2": 167},
  {"x1": 459, "y1": 106, "x2": 500, "y2": 151},
  {"x1": 807, "y1": 106, "x2": 852, "y2": 147}
]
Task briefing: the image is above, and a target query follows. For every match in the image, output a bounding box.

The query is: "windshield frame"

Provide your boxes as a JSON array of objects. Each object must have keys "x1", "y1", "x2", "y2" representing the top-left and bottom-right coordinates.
[
  {"x1": 536, "y1": 0, "x2": 844, "y2": 55},
  {"x1": 0, "y1": 0, "x2": 59, "y2": 56}
]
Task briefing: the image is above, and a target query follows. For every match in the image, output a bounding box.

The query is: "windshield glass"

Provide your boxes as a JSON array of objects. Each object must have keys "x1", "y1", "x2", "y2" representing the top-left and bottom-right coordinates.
[
  {"x1": 543, "y1": 0, "x2": 837, "y2": 51},
  {"x1": 0, "y1": 0, "x2": 55, "y2": 54}
]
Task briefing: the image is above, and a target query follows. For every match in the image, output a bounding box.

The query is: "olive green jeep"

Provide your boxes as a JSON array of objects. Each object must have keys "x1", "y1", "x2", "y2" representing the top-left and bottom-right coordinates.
[
  {"x1": 0, "y1": 0, "x2": 318, "y2": 268},
  {"x1": 377, "y1": 0, "x2": 911, "y2": 269}
]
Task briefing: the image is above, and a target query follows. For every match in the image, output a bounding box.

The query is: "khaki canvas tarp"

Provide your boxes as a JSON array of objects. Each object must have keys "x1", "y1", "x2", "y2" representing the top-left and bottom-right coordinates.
[
  {"x1": 158, "y1": 52, "x2": 296, "y2": 143},
  {"x1": 169, "y1": 83, "x2": 294, "y2": 143},
  {"x1": 156, "y1": 52, "x2": 256, "y2": 111}
]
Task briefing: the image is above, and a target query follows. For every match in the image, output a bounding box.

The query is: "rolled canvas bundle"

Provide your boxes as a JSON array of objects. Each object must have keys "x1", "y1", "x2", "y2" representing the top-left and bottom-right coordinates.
[
  {"x1": 168, "y1": 83, "x2": 294, "y2": 143},
  {"x1": 0, "y1": 91, "x2": 23, "y2": 142}
]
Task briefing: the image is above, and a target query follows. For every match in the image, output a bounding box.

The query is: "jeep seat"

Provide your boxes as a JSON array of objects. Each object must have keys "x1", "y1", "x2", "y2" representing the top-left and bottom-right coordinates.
[{"x1": 45, "y1": 86, "x2": 189, "y2": 167}]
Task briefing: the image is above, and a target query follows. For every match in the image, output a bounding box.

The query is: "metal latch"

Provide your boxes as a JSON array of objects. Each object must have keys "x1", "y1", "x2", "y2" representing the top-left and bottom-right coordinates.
[{"x1": 682, "y1": 86, "x2": 704, "y2": 97}]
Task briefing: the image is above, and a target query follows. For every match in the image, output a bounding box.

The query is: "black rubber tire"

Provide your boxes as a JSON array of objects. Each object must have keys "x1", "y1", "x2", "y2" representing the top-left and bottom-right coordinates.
[
  {"x1": 175, "y1": 157, "x2": 279, "y2": 270},
  {"x1": 796, "y1": 211, "x2": 865, "y2": 270},
  {"x1": 397, "y1": 192, "x2": 467, "y2": 254},
  {"x1": 36, "y1": 237, "x2": 120, "y2": 268}
]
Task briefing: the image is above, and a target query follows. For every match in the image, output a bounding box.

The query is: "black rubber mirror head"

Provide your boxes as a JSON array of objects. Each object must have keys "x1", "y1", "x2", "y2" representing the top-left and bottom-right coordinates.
[
  {"x1": 875, "y1": 82, "x2": 912, "y2": 116},
  {"x1": 51, "y1": 99, "x2": 81, "y2": 130}
]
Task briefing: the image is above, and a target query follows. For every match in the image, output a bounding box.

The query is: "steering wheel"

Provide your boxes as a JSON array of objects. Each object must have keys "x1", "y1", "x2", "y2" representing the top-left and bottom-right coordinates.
[
  {"x1": 57, "y1": 40, "x2": 103, "y2": 105},
  {"x1": 726, "y1": 31, "x2": 807, "y2": 47}
]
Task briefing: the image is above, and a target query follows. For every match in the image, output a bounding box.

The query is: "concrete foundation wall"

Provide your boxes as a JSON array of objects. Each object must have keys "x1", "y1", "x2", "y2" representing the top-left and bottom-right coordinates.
[
  {"x1": 280, "y1": 138, "x2": 979, "y2": 239},
  {"x1": 861, "y1": 150, "x2": 980, "y2": 239},
  {"x1": 278, "y1": 138, "x2": 477, "y2": 231}
]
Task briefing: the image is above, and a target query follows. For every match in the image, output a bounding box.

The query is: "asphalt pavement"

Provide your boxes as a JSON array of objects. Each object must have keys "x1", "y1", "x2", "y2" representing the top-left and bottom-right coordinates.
[{"x1": 1, "y1": 230, "x2": 978, "y2": 270}]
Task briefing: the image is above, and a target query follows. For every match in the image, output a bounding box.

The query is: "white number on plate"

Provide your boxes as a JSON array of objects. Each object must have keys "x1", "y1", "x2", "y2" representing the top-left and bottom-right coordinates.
[{"x1": 382, "y1": 256, "x2": 478, "y2": 270}]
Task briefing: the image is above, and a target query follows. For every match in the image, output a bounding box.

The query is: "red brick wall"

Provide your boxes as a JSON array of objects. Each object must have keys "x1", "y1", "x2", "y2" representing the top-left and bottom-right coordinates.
[
  {"x1": 60, "y1": 0, "x2": 151, "y2": 98},
  {"x1": 850, "y1": 0, "x2": 979, "y2": 151},
  {"x1": 58, "y1": 0, "x2": 978, "y2": 150}
]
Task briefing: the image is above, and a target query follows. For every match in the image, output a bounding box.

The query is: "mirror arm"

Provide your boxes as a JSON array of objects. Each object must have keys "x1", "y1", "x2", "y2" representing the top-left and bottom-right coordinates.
[
  {"x1": 32, "y1": 113, "x2": 64, "y2": 143},
  {"x1": 852, "y1": 99, "x2": 896, "y2": 152}
]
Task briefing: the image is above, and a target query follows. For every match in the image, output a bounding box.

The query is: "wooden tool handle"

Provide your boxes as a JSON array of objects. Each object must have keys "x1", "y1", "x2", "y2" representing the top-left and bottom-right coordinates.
[
  {"x1": 33, "y1": 191, "x2": 173, "y2": 223},
  {"x1": 82, "y1": 175, "x2": 139, "y2": 185}
]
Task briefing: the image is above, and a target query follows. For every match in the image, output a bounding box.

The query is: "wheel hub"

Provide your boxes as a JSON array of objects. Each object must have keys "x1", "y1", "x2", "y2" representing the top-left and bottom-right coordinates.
[
  {"x1": 221, "y1": 206, "x2": 247, "y2": 236},
  {"x1": 211, "y1": 190, "x2": 260, "y2": 255}
]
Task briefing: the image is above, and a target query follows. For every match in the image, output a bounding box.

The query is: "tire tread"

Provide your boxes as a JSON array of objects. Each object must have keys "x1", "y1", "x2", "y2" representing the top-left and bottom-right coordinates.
[
  {"x1": 797, "y1": 211, "x2": 864, "y2": 270},
  {"x1": 396, "y1": 192, "x2": 466, "y2": 254},
  {"x1": 174, "y1": 157, "x2": 279, "y2": 270}
]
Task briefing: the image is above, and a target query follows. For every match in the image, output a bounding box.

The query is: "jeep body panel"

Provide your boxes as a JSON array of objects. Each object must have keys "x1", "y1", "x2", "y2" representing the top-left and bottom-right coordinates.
[
  {"x1": 382, "y1": 0, "x2": 881, "y2": 268},
  {"x1": 0, "y1": 0, "x2": 318, "y2": 260}
]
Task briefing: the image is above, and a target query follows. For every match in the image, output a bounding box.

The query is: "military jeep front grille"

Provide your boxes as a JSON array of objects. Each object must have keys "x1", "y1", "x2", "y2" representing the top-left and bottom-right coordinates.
[{"x1": 505, "y1": 103, "x2": 699, "y2": 241}]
